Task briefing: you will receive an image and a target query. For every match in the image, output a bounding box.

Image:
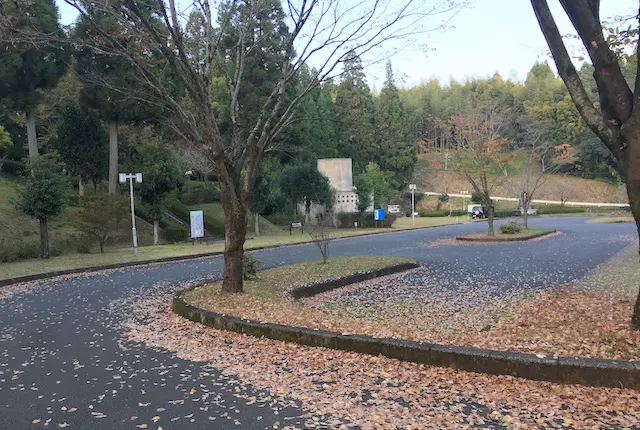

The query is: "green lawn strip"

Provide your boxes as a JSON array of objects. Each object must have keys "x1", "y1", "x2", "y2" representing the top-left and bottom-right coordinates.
[
  {"x1": 457, "y1": 228, "x2": 555, "y2": 241},
  {"x1": 586, "y1": 216, "x2": 635, "y2": 224},
  {"x1": 186, "y1": 256, "x2": 414, "y2": 302},
  {"x1": 182, "y1": 257, "x2": 415, "y2": 333},
  {"x1": 577, "y1": 244, "x2": 640, "y2": 297},
  {"x1": 0, "y1": 217, "x2": 458, "y2": 280}
]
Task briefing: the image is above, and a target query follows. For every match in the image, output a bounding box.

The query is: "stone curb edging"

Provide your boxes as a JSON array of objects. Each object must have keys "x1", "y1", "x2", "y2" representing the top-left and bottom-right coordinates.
[
  {"x1": 455, "y1": 229, "x2": 557, "y2": 242},
  {"x1": 288, "y1": 262, "x2": 419, "y2": 299},
  {"x1": 0, "y1": 222, "x2": 458, "y2": 288},
  {"x1": 173, "y1": 270, "x2": 640, "y2": 389}
]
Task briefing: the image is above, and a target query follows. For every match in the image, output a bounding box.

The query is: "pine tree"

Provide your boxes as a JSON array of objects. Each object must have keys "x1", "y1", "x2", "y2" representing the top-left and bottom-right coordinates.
[
  {"x1": 73, "y1": 9, "x2": 177, "y2": 194},
  {"x1": 374, "y1": 61, "x2": 416, "y2": 189},
  {"x1": 0, "y1": 0, "x2": 69, "y2": 158},
  {"x1": 335, "y1": 53, "x2": 375, "y2": 171}
]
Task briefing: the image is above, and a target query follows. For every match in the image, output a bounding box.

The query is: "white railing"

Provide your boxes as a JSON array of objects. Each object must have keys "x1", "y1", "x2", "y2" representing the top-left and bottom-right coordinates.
[{"x1": 423, "y1": 191, "x2": 629, "y2": 208}]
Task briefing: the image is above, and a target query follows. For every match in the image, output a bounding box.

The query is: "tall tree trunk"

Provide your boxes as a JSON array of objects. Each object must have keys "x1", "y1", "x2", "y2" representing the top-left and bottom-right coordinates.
[
  {"x1": 626, "y1": 179, "x2": 640, "y2": 329},
  {"x1": 487, "y1": 202, "x2": 495, "y2": 236},
  {"x1": 26, "y1": 110, "x2": 38, "y2": 158},
  {"x1": 254, "y1": 212, "x2": 260, "y2": 236},
  {"x1": 108, "y1": 122, "x2": 118, "y2": 195},
  {"x1": 78, "y1": 176, "x2": 85, "y2": 197},
  {"x1": 39, "y1": 218, "x2": 49, "y2": 259},
  {"x1": 222, "y1": 199, "x2": 247, "y2": 294},
  {"x1": 153, "y1": 220, "x2": 160, "y2": 245}
]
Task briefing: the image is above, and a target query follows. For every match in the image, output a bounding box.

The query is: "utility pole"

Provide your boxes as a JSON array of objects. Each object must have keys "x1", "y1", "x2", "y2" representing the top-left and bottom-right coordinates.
[
  {"x1": 409, "y1": 184, "x2": 416, "y2": 227},
  {"x1": 119, "y1": 172, "x2": 143, "y2": 257}
]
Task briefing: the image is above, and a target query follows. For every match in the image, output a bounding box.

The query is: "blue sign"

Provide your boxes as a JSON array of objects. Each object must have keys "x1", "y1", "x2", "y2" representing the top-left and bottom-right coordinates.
[{"x1": 374, "y1": 208, "x2": 385, "y2": 221}]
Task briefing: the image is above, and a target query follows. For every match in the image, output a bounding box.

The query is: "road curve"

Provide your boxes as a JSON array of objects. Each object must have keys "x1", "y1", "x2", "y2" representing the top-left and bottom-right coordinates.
[{"x1": 0, "y1": 217, "x2": 635, "y2": 429}]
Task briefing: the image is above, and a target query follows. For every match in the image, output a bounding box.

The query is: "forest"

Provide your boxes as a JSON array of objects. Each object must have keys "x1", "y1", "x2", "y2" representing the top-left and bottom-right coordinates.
[{"x1": 0, "y1": 0, "x2": 633, "y2": 288}]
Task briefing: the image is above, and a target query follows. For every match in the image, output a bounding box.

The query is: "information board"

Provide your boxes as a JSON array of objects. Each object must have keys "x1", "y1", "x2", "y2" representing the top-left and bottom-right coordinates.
[{"x1": 190, "y1": 210, "x2": 205, "y2": 238}]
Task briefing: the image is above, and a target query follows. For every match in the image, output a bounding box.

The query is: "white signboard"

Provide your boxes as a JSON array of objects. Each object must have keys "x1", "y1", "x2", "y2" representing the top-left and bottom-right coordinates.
[
  {"x1": 190, "y1": 210, "x2": 205, "y2": 238},
  {"x1": 388, "y1": 204, "x2": 400, "y2": 213}
]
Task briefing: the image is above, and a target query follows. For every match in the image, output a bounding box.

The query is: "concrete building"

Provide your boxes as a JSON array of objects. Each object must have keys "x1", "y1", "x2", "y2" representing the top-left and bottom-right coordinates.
[
  {"x1": 317, "y1": 158, "x2": 358, "y2": 213},
  {"x1": 297, "y1": 158, "x2": 358, "y2": 225}
]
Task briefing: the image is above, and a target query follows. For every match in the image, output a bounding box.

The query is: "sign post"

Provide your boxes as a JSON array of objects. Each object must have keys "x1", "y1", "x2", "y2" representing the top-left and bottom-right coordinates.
[
  {"x1": 190, "y1": 210, "x2": 205, "y2": 241},
  {"x1": 119, "y1": 172, "x2": 143, "y2": 257},
  {"x1": 409, "y1": 184, "x2": 416, "y2": 227}
]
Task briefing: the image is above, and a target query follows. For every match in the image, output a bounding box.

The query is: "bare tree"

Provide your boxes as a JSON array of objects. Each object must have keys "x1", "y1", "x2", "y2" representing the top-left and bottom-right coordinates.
[
  {"x1": 308, "y1": 210, "x2": 332, "y2": 264},
  {"x1": 548, "y1": 177, "x2": 577, "y2": 207},
  {"x1": 176, "y1": 145, "x2": 214, "y2": 181},
  {"x1": 530, "y1": 0, "x2": 640, "y2": 328},
  {"x1": 53, "y1": 0, "x2": 464, "y2": 293},
  {"x1": 450, "y1": 107, "x2": 512, "y2": 236},
  {"x1": 512, "y1": 125, "x2": 573, "y2": 228}
]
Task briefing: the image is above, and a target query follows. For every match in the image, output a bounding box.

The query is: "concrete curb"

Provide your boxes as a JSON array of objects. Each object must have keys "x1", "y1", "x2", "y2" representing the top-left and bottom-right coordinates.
[
  {"x1": 173, "y1": 268, "x2": 640, "y2": 389},
  {"x1": 0, "y1": 222, "x2": 459, "y2": 288},
  {"x1": 455, "y1": 229, "x2": 557, "y2": 242}
]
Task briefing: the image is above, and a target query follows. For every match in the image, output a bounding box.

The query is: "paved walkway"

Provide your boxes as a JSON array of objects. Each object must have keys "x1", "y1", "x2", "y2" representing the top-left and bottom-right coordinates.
[{"x1": 0, "y1": 217, "x2": 635, "y2": 429}]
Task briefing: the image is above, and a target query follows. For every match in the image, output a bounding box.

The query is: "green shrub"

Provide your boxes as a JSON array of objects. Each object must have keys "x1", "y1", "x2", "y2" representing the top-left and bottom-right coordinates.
[
  {"x1": 178, "y1": 181, "x2": 219, "y2": 205},
  {"x1": 0, "y1": 159, "x2": 26, "y2": 176},
  {"x1": 242, "y1": 254, "x2": 263, "y2": 280},
  {"x1": 499, "y1": 221, "x2": 521, "y2": 234},
  {"x1": 162, "y1": 221, "x2": 189, "y2": 243},
  {"x1": 336, "y1": 212, "x2": 398, "y2": 228},
  {"x1": 493, "y1": 209, "x2": 518, "y2": 218},
  {"x1": 419, "y1": 210, "x2": 467, "y2": 217},
  {"x1": 0, "y1": 235, "x2": 40, "y2": 262}
]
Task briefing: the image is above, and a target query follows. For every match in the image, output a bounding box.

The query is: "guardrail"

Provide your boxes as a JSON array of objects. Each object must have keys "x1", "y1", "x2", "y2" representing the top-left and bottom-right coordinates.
[{"x1": 423, "y1": 192, "x2": 629, "y2": 208}]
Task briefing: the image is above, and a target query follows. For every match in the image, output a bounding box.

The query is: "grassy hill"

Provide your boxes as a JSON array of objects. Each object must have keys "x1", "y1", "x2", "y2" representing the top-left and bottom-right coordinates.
[
  {"x1": 0, "y1": 176, "x2": 157, "y2": 261},
  {"x1": 414, "y1": 153, "x2": 628, "y2": 209}
]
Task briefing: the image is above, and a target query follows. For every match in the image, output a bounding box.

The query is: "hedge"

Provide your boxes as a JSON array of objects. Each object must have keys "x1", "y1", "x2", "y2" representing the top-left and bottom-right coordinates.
[
  {"x1": 418, "y1": 210, "x2": 467, "y2": 217},
  {"x1": 336, "y1": 212, "x2": 398, "y2": 228}
]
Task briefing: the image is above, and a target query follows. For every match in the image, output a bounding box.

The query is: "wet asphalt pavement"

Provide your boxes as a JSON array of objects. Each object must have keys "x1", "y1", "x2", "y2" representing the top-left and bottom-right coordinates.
[{"x1": 0, "y1": 217, "x2": 636, "y2": 429}]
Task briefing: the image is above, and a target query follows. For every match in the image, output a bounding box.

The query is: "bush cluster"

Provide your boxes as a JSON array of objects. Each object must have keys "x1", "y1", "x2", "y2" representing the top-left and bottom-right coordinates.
[
  {"x1": 499, "y1": 221, "x2": 521, "y2": 234},
  {"x1": 178, "y1": 181, "x2": 219, "y2": 205},
  {"x1": 242, "y1": 254, "x2": 263, "y2": 280},
  {"x1": 336, "y1": 212, "x2": 398, "y2": 228}
]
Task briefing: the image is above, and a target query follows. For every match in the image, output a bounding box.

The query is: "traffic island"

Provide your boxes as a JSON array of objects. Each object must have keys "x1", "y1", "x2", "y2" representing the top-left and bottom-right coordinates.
[
  {"x1": 173, "y1": 253, "x2": 640, "y2": 389},
  {"x1": 456, "y1": 228, "x2": 557, "y2": 242}
]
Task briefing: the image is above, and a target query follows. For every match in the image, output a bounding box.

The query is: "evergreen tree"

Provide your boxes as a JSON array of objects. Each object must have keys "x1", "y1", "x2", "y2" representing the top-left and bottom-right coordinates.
[
  {"x1": 73, "y1": 8, "x2": 177, "y2": 194},
  {"x1": 335, "y1": 53, "x2": 374, "y2": 171},
  {"x1": 17, "y1": 154, "x2": 68, "y2": 258},
  {"x1": 374, "y1": 61, "x2": 416, "y2": 190},
  {"x1": 136, "y1": 138, "x2": 184, "y2": 245},
  {"x1": 0, "y1": 0, "x2": 69, "y2": 158},
  {"x1": 55, "y1": 104, "x2": 108, "y2": 194}
]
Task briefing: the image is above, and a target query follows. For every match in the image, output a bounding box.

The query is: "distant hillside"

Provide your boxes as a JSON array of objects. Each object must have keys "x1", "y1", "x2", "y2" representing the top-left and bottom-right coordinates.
[{"x1": 414, "y1": 154, "x2": 628, "y2": 205}]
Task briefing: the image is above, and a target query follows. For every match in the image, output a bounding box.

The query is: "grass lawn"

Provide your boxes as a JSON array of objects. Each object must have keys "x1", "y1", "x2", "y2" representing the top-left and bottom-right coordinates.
[
  {"x1": 586, "y1": 216, "x2": 635, "y2": 224},
  {"x1": 0, "y1": 216, "x2": 459, "y2": 280},
  {"x1": 457, "y1": 227, "x2": 555, "y2": 241},
  {"x1": 183, "y1": 256, "x2": 415, "y2": 325},
  {"x1": 182, "y1": 244, "x2": 640, "y2": 362}
]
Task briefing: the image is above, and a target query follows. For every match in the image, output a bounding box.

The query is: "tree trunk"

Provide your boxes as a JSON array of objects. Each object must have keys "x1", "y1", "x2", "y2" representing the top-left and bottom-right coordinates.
[
  {"x1": 39, "y1": 218, "x2": 49, "y2": 259},
  {"x1": 523, "y1": 199, "x2": 529, "y2": 229},
  {"x1": 26, "y1": 110, "x2": 38, "y2": 159},
  {"x1": 626, "y1": 178, "x2": 640, "y2": 329},
  {"x1": 153, "y1": 220, "x2": 160, "y2": 245},
  {"x1": 108, "y1": 121, "x2": 118, "y2": 195},
  {"x1": 487, "y1": 202, "x2": 495, "y2": 236},
  {"x1": 78, "y1": 176, "x2": 85, "y2": 197},
  {"x1": 222, "y1": 201, "x2": 247, "y2": 294},
  {"x1": 254, "y1": 212, "x2": 260, "y2": 236}
]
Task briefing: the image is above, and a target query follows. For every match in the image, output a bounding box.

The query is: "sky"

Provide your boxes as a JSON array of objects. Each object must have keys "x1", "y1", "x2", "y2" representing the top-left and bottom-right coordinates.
[{"x1": 56, "y1": 0, "x2": 638, "y2": 89}]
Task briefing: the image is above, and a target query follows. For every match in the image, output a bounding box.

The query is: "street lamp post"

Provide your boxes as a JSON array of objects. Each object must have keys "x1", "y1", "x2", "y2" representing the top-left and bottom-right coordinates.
[
  {"x1": 409, "y1": 184, "x2": 416, "y2": 227},
  {"x1": 119, "y1": 172, "x2": 143, "y2": 257}
]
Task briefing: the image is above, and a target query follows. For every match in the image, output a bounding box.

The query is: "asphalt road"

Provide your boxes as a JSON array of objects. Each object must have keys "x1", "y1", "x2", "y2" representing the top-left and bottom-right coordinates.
[{"x1": 0, "y1": 217, "x2": 636, "y2": 429}]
